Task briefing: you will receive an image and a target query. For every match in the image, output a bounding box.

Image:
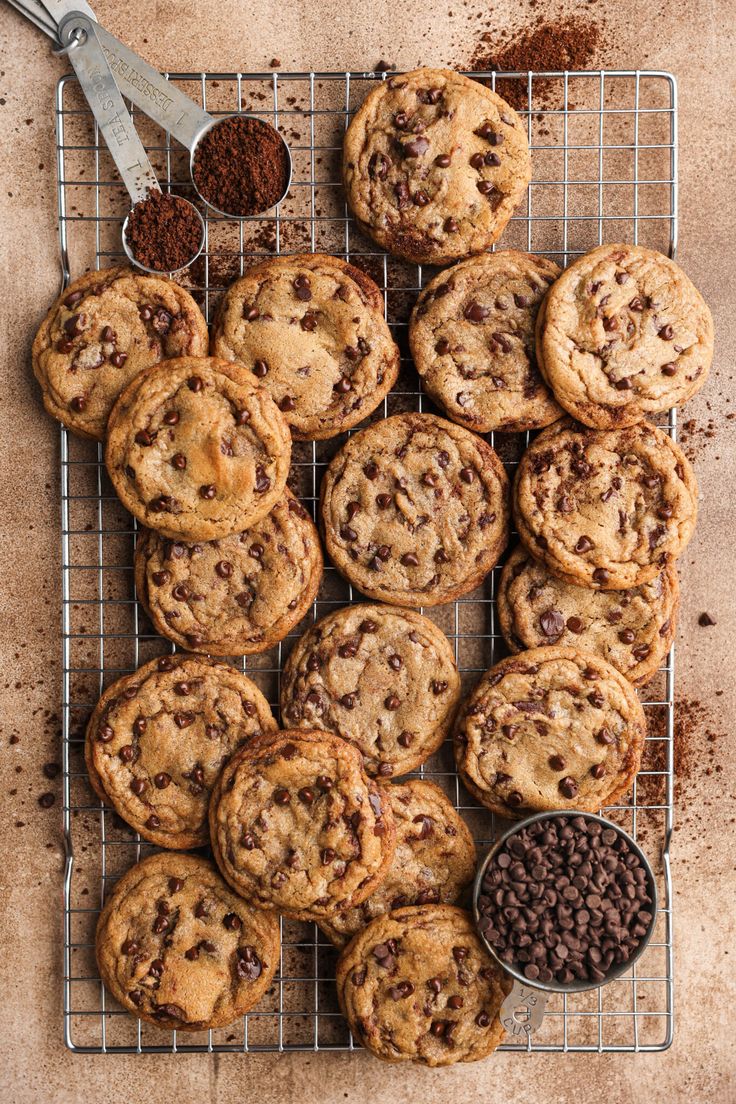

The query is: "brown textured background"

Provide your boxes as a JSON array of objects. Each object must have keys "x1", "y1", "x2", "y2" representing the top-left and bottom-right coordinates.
[{"x1": 1, "y1": 1, "x2": 735, "y2": 1100}]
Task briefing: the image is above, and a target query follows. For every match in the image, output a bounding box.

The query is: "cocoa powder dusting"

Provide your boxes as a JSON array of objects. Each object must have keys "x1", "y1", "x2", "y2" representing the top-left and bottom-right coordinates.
[
  {"x1": 192, "y1": 116, "x2": 290, "y2": 217},
  {"x1": 469, "y1": 16, "x2": 606, "y2": 110}
]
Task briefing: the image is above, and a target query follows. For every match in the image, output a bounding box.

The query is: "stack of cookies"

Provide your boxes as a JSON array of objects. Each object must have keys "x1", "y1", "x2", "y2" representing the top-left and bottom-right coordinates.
[{"x1": 31, "y1": 67, "x2": 712, "y2": 1065}]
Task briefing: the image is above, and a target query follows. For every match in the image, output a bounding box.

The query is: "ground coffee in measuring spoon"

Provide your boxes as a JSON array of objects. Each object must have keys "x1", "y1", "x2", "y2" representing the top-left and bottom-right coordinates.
[
  {"x1": 192, "y1": 116, "x2": 291, "y2": 217},
  {"x1": 125, "y1": 190, "x2": 204, "y2": 273}
]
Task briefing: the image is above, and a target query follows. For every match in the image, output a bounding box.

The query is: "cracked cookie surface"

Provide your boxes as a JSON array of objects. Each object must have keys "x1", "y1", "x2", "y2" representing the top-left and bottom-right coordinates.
[
  {"x1": 336, "y1": 904, "x2": 510, "y2": 1065},
  {"x1": 498, "y1": 545, "x2": 679, "y2": 686},
  {"x1": 454, "y1": 646, "x2": 646, "y2": 818},
  {"x1": 537, "y1": 243, "x2": 713, "y2": 428},
  {"x1": 409, "y1": 251, "x2": 562, "y2": 432},
  {"x1": 211, "y1": 254, "x2": 400, "y2": 440},
  {"x1": 96, "y1": 852, "x2": 280, "y2": 1030},
  {"x1": 32, "y1": 266, "x2": 208, "y2": 440},
  {"x1": 343, "y1": 68, "x2": 531, "y2": 265},
  {"x1": 513, "y1": 417, "x2": 697, "y2": 589},
  {"x1": 320, "y1": 412, "x2": 509, "y2": 606},
  {"x1": 280, "y1": 603, "x2": 460, "y2": 777},
  {"x1": 209, "y1": 729, "x2": 396, "y2": 921},
  {"x1": 134, "y1": 492, "x2": 323, "y2": 655},
  {"x1": 85, "y1": 654, "x2": 277, "y2": 848},
  {"x1": 105, "y1": 356, "x2": 292, "y2": 541},
  {"x1": 319, "y1": 780, "x2": 476, "y2": 947}
]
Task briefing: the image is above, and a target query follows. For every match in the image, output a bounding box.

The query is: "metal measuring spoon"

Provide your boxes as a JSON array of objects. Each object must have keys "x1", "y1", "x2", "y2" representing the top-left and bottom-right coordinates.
[
  {"x1": 472, "y1": 810, "x2": 659, "y2": 1042},
  {"x1": 9, "y1": 0, "x2": 292, "y2": 217},
  {"x1": 7, "y1": 0, "x2": 205, "y2": 270}
]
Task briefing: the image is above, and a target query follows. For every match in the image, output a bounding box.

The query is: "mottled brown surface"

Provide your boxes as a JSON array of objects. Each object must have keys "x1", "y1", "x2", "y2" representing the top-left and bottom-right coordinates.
[{"x1": 1, "y1": 0, "x2": 734, "y2": 1099}]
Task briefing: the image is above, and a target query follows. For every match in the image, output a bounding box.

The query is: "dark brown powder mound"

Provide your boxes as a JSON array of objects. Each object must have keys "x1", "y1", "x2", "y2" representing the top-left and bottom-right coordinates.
[
  {"x1": 125, "y1": 190, "x2": 202, "y2": 272},
  {"x1": 469, "y1": 16, "x2": 605, "y2": 110},
  {"x1": 192, "y1": 116, "x2": 290, "y2": 217}
]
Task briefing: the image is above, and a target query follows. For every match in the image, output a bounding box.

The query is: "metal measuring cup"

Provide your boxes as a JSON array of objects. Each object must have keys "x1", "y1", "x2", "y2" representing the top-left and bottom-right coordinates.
[
  {"x1": 472, "y1": 810, "x2": 658, "y2": 1041},
  {"x1": 7, "y1": 0, "x2": 292, "y2": 218}
]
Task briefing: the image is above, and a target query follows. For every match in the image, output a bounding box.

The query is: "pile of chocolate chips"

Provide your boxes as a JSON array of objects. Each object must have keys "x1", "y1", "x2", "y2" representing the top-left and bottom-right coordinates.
[
  {"x1": 476, "y1": 815, "x2": 654, "y2": 986},
  {"x1": 125, "y1": 190, "x2": 202, "y2": 272},
  {"x1": 192, "y1": 116, "x2": 290, "y2": 217}
]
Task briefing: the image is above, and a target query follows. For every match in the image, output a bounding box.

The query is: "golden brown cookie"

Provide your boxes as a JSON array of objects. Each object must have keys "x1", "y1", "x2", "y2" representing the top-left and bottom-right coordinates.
[
  {"x1": 105, "y1": 356, "x2": 292, "y2": 541},
  {"x1": 96, "y1": 852, "x2": 280, "y2": 1031},
  {"x1": 134, "y1": 492, "x2": 323, "y2": 655},
  {"x1": 279, "y1": 603, "x2": 461, "y2": 777},
  {"x1": 512, "y1": 417, "x2": 697, "y2": 589},
  {"x1": 319, "y1": 780, "x2": 476, "y2": 947},
  {"x1": 211, "y1": 254, "x2": 400, "y2": 440},
  {"x1": 209, "y1": 729, "x2": 396, "y2": 922},
  {"x1": 409, "y1": 251, "x2": 562, "y2": 432},
  {"x1": 454, "y1": 646, "x2": 647, "y2": 818},
  {"x1": 32, "y1": 266, "x2": 208, "y2": 440},
  {"x1": 537, "y1": 243, "x2": 713, "y2": 428},
  {"x1": 85, "y1": 653, "x2": 277, "y2": 848},
  {"x1": 320, "y1": 412, "x2": 509, "y2": 606},
  {"x1": 497, "y1": 545, "x2": 679, "y2": 686},
  {"x1": 343, "y1": 68, "x2": 531, "y2": 265},
  {"x1": 335, "y1": 904, "x2": 510, "y2": 1065}
]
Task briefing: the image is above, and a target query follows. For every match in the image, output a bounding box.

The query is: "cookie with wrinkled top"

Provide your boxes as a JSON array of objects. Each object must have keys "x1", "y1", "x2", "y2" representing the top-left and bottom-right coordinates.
[
  {"x1": 85, "y1": 653, "x2": 276, "y2": 848},
  {"x1": 498, "y1": 545, "x2": 679, "y2": 686},
  {"x1": 454, "y1": 646, "x2": 646, "y2": 818},
  {"x1": 280, "y1": 603, "x2": 461, "y2": 777},
  {"x1": 96, "y1": 852, "x2": 279, "y2": 1031},
  {"x1": 320, "y1": 412, "x2": 509, "y2": 606},
  {"x1": 319, "y1": 780, "x2": 476, "y2": 947},
  {"x1": 513, "y1": 417, "x2": 697, "y2": 589},
  {"x1": 343, "y1": 68, "x2": 531, "y2": 265},
  {"x1": 32, "y1": 266, "x2": 208, "y2": 440},
  {"x1": 537, "y1": 243, "x2": 713, "y2": 428},
  {"x1": 209, "y1": 729, "x2": 396, "y2": 921},
  {"x1": 105, "y1": 356, "x2": 292, "y2": 541},
  {"x1": 409, "y1": 251, "x2": 562, "y2": 432},
  {"x1": 211, "y1": 254, "x2": 400, "y2": 440},
  {"x1": 336, "y1": 904, "x2": 510, "y2": 1065},
  {"x1": 134, "y1": 492, "x2": 322, "y2": 655}
]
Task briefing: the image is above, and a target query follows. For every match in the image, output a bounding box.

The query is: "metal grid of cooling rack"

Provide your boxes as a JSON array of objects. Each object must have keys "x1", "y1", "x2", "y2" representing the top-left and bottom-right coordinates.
[{"x1": 57, "y1": 69, "x2": 677, "y2": 1054}]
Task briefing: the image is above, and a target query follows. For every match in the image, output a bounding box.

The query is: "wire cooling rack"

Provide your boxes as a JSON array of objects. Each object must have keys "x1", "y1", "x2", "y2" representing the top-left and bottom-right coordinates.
[{"x1": 57, "y1": 69, "x2": 677, "y2": 1054}]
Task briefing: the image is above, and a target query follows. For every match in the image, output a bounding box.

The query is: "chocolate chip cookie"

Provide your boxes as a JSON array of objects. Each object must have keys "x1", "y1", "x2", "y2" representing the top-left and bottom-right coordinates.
[
  {"x1": 105, "y1": 356, "x2": 292, "y2": 541},
  {"x1": 85, "y1": 654, "x2": 277, "y2": 848},
  {"x1": 409, "y1": 251, "x2": 562, "y2": 432},
  {"x1": 320, "y1": 412, "x2": 509, "y2": 606},
  {"x1": 96, "y1": 852, "x2": 279, "y2": 1030},
  {"x1": 279, "y1": 604, "x2": 461, "y2": 777},
  {"x1": 335, "y1": 904, "x2": 510, "y2": 1065},
  {"x1": 537, "y1": 243, "x2": 714, "y2": 428},
  {"x1": 319, "y1": 780, "x2": 476, "y2": 947},
  {"x1": 32, "y1": 266, "x2": 208, "y2": 440},
  {"x1": 134, "y1": 492, "x2": 322, "y2": 655},
  {"x1": 343, "y1": 68, "x2": 531, "y2": 265},
  {"x1": 513, "y1": 417, "x2": 697, "y2": 589},
  {"x1": 498, "y1": 546, "x2": 679, "y2": 686},
  {"x1": 454, "y1": 646, "x2": 647, "y2": 818},
  {"x1": 211, "y1": 254, "x2": 400, "y2": 440},
  {"x1": 209, "y1": 729, "x2": 396, "y2": 921}
]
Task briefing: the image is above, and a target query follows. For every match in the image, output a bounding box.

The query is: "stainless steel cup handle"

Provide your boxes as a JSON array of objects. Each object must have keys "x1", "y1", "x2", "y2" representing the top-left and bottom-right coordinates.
[
  {"x1": 57, "y1": 13, "x2": 159, "y2": 204},
  {"x1": 500, "y1": 980, "x2": 548, "y2": 1040}
]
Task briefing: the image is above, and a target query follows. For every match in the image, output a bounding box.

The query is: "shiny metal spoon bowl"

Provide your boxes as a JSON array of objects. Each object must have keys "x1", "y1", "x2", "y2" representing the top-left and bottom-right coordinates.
[{"x1": 189, "y1": 113, "x2": 293, "y2": 219}]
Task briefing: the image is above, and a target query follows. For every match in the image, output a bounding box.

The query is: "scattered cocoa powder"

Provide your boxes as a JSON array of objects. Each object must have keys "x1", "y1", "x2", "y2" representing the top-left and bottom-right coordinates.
[
  {"x1": 125, "y1": 190, "x2": 203, "y2": 272},
  {"x1": 469, "y1": 16, "x2": 606, "y2": 110},
  {"x1": 192, "y1": 116, "x2": 290, "y2": 217}
]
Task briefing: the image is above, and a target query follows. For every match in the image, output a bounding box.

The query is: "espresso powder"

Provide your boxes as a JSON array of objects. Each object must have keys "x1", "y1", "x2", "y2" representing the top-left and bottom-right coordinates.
[
  {"x1": 192, "y1": 116, "x2": 290, "y2": 217},
  {"x1": 125, "y1": 190, "x2": 202, "y2": 272}
]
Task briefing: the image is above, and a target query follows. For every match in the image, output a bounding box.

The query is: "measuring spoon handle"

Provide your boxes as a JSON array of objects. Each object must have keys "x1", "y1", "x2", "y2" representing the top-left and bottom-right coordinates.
[
  {"x1": 60, "y1": 14, "x2": 159, "y2": 204},
  {"x1": 92, "y1": 24, "x2": 212, "y2": 149}
]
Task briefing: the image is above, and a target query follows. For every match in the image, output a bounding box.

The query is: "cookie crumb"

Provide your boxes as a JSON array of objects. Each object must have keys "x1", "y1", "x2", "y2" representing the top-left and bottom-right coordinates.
[{"x1": 698, "y1": 612, "x2": 716, "y2": 626}]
